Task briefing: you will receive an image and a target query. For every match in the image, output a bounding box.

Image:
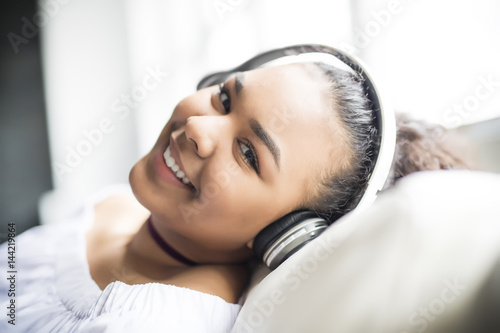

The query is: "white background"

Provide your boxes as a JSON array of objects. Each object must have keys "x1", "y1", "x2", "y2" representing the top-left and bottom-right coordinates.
[{"x1": 39, "y1": 0, "x2": 500, "y2": 222}]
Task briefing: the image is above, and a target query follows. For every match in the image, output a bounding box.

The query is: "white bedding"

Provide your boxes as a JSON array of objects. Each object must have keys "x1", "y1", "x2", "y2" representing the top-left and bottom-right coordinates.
[{"x1": 233, "y1": 170, "x2": 500, "y2": 333}]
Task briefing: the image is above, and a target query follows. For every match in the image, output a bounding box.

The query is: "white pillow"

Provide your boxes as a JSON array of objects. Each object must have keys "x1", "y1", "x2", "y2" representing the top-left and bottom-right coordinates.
[{"x1": 233, "y1": 170, "x2": 500, "y2": 333}]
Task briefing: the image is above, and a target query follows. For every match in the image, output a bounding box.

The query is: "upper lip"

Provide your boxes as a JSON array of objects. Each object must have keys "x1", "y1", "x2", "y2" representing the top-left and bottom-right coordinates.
[{"x1": 168, "y1": 136, "x2": 195, "y2": 189}]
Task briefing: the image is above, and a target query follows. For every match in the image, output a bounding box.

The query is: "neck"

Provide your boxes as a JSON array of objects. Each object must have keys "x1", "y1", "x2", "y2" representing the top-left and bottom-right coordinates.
[
  {"x1": 146, "y1": 216, "x2": 197, "y2": 266},
  {"x1": 128, "y1": 214, "x2": 254, "y2": 268},
  {"x1": 127, "y1": 220, "x2": 189, "y2": 269}
]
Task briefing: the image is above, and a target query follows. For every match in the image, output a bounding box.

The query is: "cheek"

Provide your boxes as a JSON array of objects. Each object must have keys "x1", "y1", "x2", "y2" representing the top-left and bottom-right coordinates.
[
  {"x1": 129, "y1": 156, "x2": 151, "y2": 208},
  {"x1": 187, "y1": 171, "x2": 251, "y2": 217},
  {"x1": 196, "y1": 177, "x2": 276, "y2": 230}
]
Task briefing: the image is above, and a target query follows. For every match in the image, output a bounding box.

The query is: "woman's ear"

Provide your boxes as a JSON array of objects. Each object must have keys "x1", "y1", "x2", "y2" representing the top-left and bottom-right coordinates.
[{"x1": 246, "y1": 239, "x2": 254, "y2": 249}]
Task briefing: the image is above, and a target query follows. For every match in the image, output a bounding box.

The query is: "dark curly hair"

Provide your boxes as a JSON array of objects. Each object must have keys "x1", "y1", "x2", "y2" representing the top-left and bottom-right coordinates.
[{"x1": 385, "y1": 113, "x2": 474, "y2": 187}]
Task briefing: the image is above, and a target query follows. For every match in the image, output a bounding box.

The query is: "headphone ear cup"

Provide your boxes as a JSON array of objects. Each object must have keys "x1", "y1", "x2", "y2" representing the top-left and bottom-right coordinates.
[{"x1": 253, "y1": 210, "x2": 319, "y2": 262}]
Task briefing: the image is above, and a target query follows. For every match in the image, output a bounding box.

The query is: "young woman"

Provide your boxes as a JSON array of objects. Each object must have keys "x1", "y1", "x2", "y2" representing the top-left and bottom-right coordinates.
[{"x1": 0, "y1": 55, "x2": 471, "y2": 332}]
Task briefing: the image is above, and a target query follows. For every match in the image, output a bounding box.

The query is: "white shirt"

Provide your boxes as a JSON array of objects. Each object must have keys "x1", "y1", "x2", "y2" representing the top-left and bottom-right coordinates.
[{"x1": 0, "y1": 187, "x2": 241, "y2": 333}]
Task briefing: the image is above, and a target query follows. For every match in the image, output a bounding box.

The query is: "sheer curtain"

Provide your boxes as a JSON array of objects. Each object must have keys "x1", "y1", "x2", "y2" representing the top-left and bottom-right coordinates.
[
  {"x1": 353, "y1": 0, "x2": 500, "y2": 127},
  {"x1": 39, "y1": 0, "x2": 500, "y2": 223}
]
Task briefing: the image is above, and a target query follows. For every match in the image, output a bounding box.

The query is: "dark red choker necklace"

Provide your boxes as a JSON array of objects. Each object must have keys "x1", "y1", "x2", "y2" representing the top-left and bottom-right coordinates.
[{"x1": 146, "y1": 216, "x2": 197, "y2": 266}]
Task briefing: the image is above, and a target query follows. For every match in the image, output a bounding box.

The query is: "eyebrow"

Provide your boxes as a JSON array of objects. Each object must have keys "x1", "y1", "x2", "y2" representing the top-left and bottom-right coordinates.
[
  {"x1": 249, "y1": 119, "x2": 281, "y2": 170},
  {"x1": 231, "y1": 73, "x2": 281, "y2": 170}
]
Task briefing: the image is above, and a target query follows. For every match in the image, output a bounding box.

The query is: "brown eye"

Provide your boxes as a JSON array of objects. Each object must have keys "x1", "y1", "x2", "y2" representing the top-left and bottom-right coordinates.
[
  {"x1": 238, "y1": 140, "x2": 259, "y2": 174},
  {"x1": 218, "y1": 83, "x2": 231, "y2": 114}
]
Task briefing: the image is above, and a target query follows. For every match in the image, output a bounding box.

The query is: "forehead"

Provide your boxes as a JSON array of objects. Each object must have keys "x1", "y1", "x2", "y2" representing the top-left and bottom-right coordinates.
[{"x1": 243, "y1": 63, "x2": 331, "y2": 116}]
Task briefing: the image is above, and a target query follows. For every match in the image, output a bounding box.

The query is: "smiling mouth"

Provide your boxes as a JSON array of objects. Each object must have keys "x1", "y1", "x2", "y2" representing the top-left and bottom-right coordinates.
[{"x1": 163, "y1": 144, "x2": 194, "y2": 188}]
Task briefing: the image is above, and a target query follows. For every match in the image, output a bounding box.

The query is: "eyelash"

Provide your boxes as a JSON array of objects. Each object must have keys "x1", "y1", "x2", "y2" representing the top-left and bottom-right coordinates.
[
  {"x1": 218, "y1": 83, "x2": 231, "y2": 114},
  {"x1": 238, "y1": 140, "x2": 260, "y2": 174},
  {"x1": 218, "y1": 82, "x2": 260, "y2": 174}
]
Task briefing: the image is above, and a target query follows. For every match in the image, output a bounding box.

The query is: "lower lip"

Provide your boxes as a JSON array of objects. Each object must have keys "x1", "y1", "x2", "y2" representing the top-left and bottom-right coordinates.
[{"x1": 153, "y1": 145, "x2": 191, "y2": 190}]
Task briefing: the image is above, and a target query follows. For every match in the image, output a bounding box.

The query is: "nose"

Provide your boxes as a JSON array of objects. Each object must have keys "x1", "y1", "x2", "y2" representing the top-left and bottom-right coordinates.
[{"x1": 185, "y1": 116, "x2": 230, "y2": 158}]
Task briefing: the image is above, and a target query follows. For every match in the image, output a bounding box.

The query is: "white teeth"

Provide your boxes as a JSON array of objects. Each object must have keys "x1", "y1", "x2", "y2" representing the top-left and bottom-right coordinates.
[
  {"x1": 163, "y1": 145, "x2": 192, "y2": 186},
  {"x1": 166, "y1": 157, "x2": 175, "y2": 167},
  {"x1": 164, "y1": 147, "x2": 175, "y2": 167}
]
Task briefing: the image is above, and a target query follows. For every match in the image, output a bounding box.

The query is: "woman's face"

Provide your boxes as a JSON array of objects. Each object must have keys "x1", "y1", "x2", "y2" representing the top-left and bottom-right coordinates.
[{"x1": 130, "y1": 64, "x2": 349, "y2": 263}]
